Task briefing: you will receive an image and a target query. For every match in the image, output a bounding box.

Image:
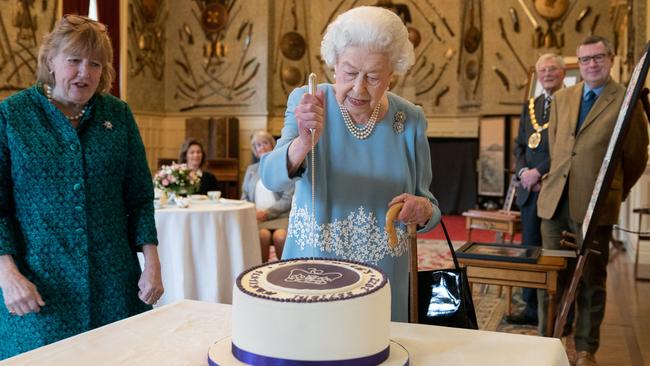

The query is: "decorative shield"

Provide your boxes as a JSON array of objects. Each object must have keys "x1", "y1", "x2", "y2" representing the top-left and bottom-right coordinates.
[{"x1": 280, "y1": 31, "x2": 306, "y2": 60}]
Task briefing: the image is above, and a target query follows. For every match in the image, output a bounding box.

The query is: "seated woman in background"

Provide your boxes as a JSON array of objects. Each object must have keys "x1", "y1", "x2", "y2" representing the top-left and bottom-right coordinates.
[
  {"x1": 178, "y1": 138, "x2": 220, "y2": 195},
  {"x1": 241, "y1": 131, "x2": 294, "y2": 262}
]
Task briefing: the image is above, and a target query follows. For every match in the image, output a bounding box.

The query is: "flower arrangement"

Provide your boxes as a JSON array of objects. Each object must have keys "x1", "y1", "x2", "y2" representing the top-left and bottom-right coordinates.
[{"x1": 154, "y1": 162, "x2": 201, "y2": 196}]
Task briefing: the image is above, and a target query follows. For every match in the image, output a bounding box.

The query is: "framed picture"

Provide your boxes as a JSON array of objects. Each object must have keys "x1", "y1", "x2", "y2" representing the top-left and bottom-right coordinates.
[
  {"x1": 478, "y1": 117, "x2": 505, "y2": 196},
  {"x1": 457, "y1": 242, "x2": 541, "y2": 263},
  {"x1": 581, "y1": 42, "x2": 650, "y2": 246},
  {"x1": 526, "y1": 62, "x2": 581, "y2": 100}
]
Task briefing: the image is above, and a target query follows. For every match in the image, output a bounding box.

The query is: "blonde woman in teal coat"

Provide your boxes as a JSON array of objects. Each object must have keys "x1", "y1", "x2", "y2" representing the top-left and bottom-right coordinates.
[{"x1": 0, "y1": 16, "x2": 163, "y2": 359}]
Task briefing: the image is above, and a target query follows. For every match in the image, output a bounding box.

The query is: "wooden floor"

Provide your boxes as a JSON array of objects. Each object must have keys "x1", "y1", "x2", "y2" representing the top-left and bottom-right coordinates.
[{"x1": 595, "y1": 247, "x2": 650, "y2": 366}]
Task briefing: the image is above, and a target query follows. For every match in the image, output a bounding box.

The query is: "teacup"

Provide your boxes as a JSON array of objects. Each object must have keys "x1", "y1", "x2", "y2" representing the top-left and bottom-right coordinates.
[{"x1": 207, "y1": 191, "x2": 222, "y2": 201}]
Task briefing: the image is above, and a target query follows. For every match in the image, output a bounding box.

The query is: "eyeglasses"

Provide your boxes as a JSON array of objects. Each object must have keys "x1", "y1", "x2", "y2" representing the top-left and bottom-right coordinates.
[
  {"x1": 63, "y1": 14, "x2": 107, "y2": 32},
  {"x1": 578, "y1": 53, "x2": 608, "y2": 65}
]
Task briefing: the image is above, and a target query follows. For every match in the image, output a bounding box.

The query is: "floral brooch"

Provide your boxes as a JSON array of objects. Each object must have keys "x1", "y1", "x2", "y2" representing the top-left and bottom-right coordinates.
[{"x1": 392, "y1": 111, "x2": 406, "y2": 134}]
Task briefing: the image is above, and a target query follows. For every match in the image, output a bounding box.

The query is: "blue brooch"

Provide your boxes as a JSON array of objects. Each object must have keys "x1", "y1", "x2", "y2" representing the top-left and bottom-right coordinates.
[{"x1": 393, "y1": 111, "x2": 406, "y2": 134}]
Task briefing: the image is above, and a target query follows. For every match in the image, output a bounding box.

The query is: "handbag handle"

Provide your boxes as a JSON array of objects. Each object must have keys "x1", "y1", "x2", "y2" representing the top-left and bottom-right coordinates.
[{"x1": 440, "y1": 219, "x2": 461, "y2": 270}]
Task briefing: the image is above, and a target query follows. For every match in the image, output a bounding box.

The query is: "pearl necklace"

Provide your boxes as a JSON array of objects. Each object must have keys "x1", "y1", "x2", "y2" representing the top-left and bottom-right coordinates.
[
  {"x1": 338, "y1": 102, "x2": 382, "y2": 140},
  {"x1": 45, "y1": 84, "x2": 88, "y2": 121}
]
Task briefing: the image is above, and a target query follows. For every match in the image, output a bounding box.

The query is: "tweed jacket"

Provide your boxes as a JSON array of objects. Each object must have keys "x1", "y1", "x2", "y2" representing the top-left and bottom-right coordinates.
[
  {"x1": 514, "y1": 94, "x2": 551, "y2": 208},
  {"x1": 537, "y1": 79, "x2": 649, "y2": 224}
]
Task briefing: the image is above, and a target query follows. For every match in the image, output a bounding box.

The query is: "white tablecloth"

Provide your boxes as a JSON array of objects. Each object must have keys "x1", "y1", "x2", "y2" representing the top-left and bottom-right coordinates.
[
  {"x1": 1, "y1": 300, "x2": 569, "y2": 365},
  {"x1": 152, "y1": 200, "x2": 261, "y2": 305}
]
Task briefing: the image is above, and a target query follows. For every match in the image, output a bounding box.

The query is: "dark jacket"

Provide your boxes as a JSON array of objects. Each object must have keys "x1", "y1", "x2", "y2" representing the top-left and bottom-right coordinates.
[{"x1": 514, "y1": 94, "x2": 551, "y2": 208}]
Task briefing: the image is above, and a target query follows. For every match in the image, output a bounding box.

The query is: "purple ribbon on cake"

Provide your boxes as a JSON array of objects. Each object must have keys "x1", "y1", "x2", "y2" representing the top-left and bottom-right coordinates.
[{"x1": 229, "y1": 343, "x2": 390, "y2": 366}]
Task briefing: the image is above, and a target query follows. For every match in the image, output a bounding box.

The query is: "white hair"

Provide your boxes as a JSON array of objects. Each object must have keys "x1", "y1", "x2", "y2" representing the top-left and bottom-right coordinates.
[
  {"x1": 320, "y1": 6, "x2": 415, "y2": 74},
  {"x1": 536, "y1": 53, "x2": 565, "y2": 70}
]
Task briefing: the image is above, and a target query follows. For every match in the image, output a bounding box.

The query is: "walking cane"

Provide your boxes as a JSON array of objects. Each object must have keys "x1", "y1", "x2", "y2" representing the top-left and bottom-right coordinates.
[{"x1": 386, "y1": 203, "x2": 419, "y2": 323}]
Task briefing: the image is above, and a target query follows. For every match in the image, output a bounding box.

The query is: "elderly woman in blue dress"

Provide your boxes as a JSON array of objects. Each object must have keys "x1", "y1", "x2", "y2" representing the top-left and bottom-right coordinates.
[
  {"x1": 0, "y1": 15, "x2": 163, "y2": 358},
  {"x1": 260, "y1": 6, "x2": 441, "y2": 322}
]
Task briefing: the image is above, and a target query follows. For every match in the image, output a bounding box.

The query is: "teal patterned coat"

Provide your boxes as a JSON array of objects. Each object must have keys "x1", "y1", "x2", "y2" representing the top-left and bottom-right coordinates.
[{"x1": 0, "y1": 85, "x2": 158, "y2": 359}]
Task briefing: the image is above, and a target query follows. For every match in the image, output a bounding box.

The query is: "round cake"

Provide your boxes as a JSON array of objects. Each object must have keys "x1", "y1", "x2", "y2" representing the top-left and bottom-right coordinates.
[{"x1": 207, "y1": 258, "x2": 407, "y2": 365}]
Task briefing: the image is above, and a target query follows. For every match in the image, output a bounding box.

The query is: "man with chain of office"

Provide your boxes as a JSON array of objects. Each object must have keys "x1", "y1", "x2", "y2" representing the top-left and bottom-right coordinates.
[{"x1": 509, "y1": 53, "x2": 566, "y2": 327}]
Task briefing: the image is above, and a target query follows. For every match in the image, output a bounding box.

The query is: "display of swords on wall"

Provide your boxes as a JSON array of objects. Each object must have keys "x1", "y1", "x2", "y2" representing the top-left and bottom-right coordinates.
[
  {"x1": 493, "y1": 0, "x2": 605, "y2": 108},
  {"x1": 128, "y1": 0, "x2": 168, "y2": 80},
  {"x1": 403, "y1": 0, "x2": 455, "y2": 110},
  {"x1": 457, "y1": 0, "x2": 482, "y2": 108},
  {"x1": 0, "y1": 0, "x2": 58, "y2": 94},
  {"x1": 274, "y1": 0, "x2": 311, "y2": 107},
  {"x1": 174, "y1": 0, "x2": 261, "y2": 111},
  {"x1": 267, "y1": 0, "x2": 613, "y2": 115}
]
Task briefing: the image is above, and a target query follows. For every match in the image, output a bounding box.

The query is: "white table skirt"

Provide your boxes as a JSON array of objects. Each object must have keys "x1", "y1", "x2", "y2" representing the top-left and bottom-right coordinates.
[
  {"x1": 152, "y1": 200, "x2": 262, "y2": 305},
  {"x1": 1, "y1": 300, "x2": 569, "y2": 366}
]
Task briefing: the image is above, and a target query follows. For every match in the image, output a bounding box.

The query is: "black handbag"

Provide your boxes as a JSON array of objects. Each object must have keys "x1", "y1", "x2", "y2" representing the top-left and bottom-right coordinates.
[{"x1": 416, "y1": 219, "x2": 479, "y2": 329}]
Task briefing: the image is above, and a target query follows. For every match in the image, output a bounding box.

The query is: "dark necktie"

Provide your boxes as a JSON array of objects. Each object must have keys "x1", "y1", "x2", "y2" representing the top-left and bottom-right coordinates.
[
  {"x1": 576, "y1": 90, "x2": 597, "y2": 133},
  {"x1": 541, "y1": 95, "x2": 552, "y2": 122}
]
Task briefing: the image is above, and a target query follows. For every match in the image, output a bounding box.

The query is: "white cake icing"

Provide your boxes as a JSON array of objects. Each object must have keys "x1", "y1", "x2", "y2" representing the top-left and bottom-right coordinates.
[{"x1": 230, "y1": 258, "x2": 391, "y2": 364}]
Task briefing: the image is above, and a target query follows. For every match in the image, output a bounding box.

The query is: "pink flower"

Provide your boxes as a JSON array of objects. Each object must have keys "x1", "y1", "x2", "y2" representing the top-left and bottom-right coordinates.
[{"x1": 162, "y1": 179, "x2": 169, "y2": 186}]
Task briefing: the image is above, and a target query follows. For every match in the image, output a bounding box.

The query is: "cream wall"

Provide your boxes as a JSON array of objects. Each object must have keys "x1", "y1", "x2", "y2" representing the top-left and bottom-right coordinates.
[
  {"x1": 617, "y1": 0, "x2": 650, "y2": 272},
  {"x1": 133, "y1": 112, "x2": 266, "y2": 178}
]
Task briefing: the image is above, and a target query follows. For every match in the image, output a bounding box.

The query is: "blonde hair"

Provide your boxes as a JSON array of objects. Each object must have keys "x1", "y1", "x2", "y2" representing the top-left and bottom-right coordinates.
[
  {"x1": 37, "y1": 15, "x2": 115, "y2": 93},
  {"x1": 250, "y1": 130, "x2": 276, "y2": 158}
]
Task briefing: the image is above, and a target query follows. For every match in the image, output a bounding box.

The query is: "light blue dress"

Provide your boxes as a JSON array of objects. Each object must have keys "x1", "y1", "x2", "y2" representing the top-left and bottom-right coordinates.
[{"x1": 259, "y1": 84, "x2": 441, "y2": 322}]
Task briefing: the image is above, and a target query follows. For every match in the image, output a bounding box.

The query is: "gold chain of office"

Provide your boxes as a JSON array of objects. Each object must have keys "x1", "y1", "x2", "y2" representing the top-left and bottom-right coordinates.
[{"x1": 527, "y1": 97, "x2": 549, "y2": 149}]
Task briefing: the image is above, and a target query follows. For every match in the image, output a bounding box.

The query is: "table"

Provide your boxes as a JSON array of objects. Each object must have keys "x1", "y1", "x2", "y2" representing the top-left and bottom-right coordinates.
[
  {"x1": 462, "y1": 209, "x2": 522, "y2": 243},
  {"x1": 458, "y1": 255, "x2": 567, "y2": 336},
  {"x1": 0, "y1": 300, "x2": 569, "y2": 365},
  {"x1": 152, "y1": 199, "x2": 261, "y2": 305}
]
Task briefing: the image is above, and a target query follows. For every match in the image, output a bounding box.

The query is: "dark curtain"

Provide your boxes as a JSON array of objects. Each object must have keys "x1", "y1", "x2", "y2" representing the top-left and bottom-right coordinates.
[
  {"x1": 97, "y1": 0, "x2": 120, "y2": 98},
  {"x1": 429, "y1": 138, "x2": 478, "y2": 214},
  {"x1": 62, "y1": 0, "x2": 89, "y2": 16}
]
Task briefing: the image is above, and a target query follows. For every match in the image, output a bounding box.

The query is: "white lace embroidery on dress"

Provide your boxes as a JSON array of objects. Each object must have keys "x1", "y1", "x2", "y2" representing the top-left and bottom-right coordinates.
[{"x1": 287, "y1": 205, "x2": 409, "y2": 264}]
